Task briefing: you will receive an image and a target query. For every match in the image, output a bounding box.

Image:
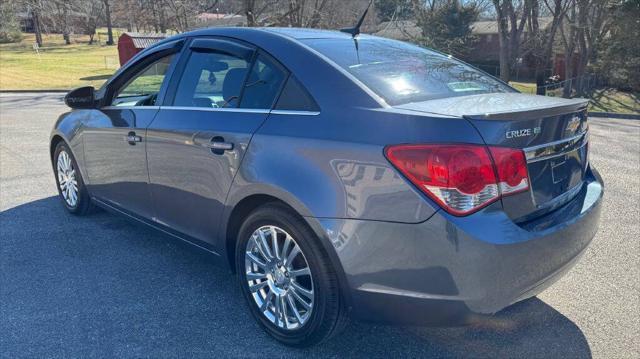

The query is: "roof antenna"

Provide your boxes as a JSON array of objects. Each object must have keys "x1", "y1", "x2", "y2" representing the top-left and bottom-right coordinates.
[{"x1": 340, "y1": 0, "x2": 373, "y2": 37}]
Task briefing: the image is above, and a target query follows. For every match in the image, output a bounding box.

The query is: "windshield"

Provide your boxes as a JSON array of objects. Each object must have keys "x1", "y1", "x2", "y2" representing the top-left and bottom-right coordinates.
[{"x1": 303, "y1": 37, "x2": 515, "y2": 106}]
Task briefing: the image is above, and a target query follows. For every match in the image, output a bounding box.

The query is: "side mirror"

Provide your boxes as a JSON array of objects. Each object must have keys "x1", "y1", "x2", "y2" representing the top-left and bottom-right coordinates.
[{"x1": 64, "y1": 86, "x2": 96, "y2": 109}]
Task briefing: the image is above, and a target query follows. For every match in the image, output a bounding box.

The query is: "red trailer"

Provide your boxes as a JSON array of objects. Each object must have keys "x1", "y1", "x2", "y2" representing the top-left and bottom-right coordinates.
[{"x1": 117, "y1": 32, "x2": 167, "y2": 66}]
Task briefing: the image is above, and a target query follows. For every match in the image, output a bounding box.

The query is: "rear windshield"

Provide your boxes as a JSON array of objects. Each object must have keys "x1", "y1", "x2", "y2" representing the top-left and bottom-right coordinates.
[{"x1": 303, "y1": 37, "x2": 515, "y2": 106}]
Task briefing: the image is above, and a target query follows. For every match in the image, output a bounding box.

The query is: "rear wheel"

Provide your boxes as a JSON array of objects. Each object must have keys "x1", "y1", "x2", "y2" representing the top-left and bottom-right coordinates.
[
  {"x1": 53, "y1": 141, "x2": 94, "y2": 215},
  {"x1": 235, "y1": 203, "x2": 347, "y2": 347}
]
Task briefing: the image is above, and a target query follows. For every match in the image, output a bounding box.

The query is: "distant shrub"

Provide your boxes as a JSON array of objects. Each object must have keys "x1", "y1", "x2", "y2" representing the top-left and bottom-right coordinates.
[{"x1": 0, "y1": 30, "x2": 23, "y2": 44}]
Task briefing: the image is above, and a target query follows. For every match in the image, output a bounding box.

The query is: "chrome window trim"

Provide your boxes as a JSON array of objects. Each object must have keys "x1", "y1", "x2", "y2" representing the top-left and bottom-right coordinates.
[
  {"x1": 158, "y1": 106, "x2": 271, "y2": 114},
  {"x1": 524, "y1": 131, "x2": 588, "y2": 163},
  {"x1": 270, "y1": 110, "x2": 320, "y2": 116},
  {"x1": 100, "y1": 106, "x2": 320, "y2": 116},
  {"x1": 101, "y1": 106, "x2": 161, "y2": 110}
]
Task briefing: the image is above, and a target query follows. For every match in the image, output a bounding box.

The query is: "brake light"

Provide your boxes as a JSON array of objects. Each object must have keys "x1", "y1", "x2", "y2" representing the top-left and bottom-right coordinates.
[
  {"x1": 385, "y1": 144, "x2": 529, "y2": 215},
  {"x1": 488, "y1": 147, "x2": 529, "y2": 195}
]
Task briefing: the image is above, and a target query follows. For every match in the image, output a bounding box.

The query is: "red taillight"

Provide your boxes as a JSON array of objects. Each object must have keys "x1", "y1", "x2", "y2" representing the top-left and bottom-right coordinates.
[
  {"x1": 488, "y1": 147, "x2": 529, "y2": 195},
  {"x1": 385, "y1": 144, "x2": 529, "y2": 215}
]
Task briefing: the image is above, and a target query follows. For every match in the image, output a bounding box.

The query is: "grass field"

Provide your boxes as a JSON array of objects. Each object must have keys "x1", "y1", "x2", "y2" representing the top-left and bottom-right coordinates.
[
  {"x1": 0, "y1": 32, "x2": 119, "y2": 90},
  {"x1": 588, "y1": 88, "x2": 640, "y2": 114},
  {"x1": 510, "y1": 82, "x2": 639, "y2": 114}
]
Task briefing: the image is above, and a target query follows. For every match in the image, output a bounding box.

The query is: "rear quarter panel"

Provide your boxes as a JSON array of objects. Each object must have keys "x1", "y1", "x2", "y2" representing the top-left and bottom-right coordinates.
[{"x1": 227, "y1": 107, "x2": 487, "y2": 223}]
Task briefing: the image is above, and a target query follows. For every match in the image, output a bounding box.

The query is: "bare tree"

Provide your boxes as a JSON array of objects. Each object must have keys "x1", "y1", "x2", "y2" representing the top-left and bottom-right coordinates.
[
  {"x1": 285, "y1": 0, "x2": 331, "y2": 28},
  {"x1": 574, "y1": 0, "x2": 612, "y2": 95},
  {"x1": 559, "y1": 1, "x2": 578, "y2": 96},
  {"x1": 492, "y1": 0, "x2": 533, "y2": 81},
  {"x1": 560, "y1": 0, "x2": 613, "y2": 96},
  {"x1": 23, "y1": 0, "x2": 44, "y2": 46},
  {"x1": 526, "y1": 0, "x2": 573, "y2": 94},
  {"x1": 104, "y1": 0, "x2": 114, "y2": 44},
  {"x1": 52, "y1": 0, "x2": 72, "y2": 44},
  {"x1": 78, "y1": 0, "x2": 103, "y2": 44}
]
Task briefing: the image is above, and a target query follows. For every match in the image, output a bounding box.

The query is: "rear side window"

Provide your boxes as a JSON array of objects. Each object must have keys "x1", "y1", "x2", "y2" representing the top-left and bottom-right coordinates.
[
  {"x1": 240, "y1": 53, "x2": 287, "y2": 109},
  {"x1": 274, "y1": 75, "x2": 320, "y2": 112},
  {"x1": 303, "y1": 38, "x2": 514, "y2": 106},
  {"x1": 173, "y1": 51, "x2": 250, "y2": 108}
]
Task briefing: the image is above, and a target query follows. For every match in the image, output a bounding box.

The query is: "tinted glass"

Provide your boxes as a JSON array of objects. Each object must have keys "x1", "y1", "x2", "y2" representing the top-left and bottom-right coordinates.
[
  {"x1": 303, "y1": 38, "x2": 514, "y2": 106},
  {"x1": 113, "y1": 54, "x2": 174, "y2": 106},
  {"x1": 274, "y1": 75, "x2": 319, "y2": 111},
  {"x1": 173, "y1": 51, "x2": 250, "y2": 108},
  {"x1": 240, "y1": 54, "x2": 287, "y2": 109}
]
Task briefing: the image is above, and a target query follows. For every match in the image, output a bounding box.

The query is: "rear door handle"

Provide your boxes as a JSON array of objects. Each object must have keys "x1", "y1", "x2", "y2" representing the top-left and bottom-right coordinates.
[
  {"x1": 208, "y1": 142, "x2": 233, "y2": 151},
  {"x1": 125, "y1": 131, "x2": 142, "y2": 145},
  {"x1": 207, "y1": 137, "x2": 233, "y2": 154}
]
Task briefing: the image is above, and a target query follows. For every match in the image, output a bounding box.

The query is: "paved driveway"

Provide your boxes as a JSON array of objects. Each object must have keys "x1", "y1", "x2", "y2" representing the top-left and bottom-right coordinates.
[{"x1": 1, "y1": 93, "x2": 638, "y2": 358}]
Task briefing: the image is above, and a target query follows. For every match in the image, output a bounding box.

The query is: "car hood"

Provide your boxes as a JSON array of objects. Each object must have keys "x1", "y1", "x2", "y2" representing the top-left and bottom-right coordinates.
[{"x1": 394, "y1": 93, "x2": 588, "y2": 119}]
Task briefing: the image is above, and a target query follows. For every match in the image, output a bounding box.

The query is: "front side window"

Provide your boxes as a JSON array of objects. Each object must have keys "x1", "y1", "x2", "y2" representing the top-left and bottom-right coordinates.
[
  {"x1": 303, "y1": 38, "x2": 514, "y2": 106},
  {"x1": 112, "y1": 54, "x2": 175, "y2": 106},
  {"x1": 173, "y1": 51, "x2": 250, "y2": 108}
]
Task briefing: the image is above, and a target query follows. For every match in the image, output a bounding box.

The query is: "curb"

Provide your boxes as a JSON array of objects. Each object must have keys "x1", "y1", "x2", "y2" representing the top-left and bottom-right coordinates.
[{"x1": 589, "y1": 112, "x2": 640, "y2": 120}]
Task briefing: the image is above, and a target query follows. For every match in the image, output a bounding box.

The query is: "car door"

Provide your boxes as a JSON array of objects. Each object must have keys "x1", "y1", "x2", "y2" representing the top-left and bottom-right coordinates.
[
  {"x1": 83, "y1": 42, "x2": 182, "y2": 219},
  {"x1": 146, "y1": 38, "x2": 287, "y2": 250}
]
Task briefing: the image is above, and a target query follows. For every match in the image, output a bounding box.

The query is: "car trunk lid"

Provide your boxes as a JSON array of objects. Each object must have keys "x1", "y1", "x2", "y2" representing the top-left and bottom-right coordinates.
[{"x1": 396, "y1": 93, "x2": 590, "y2": 221}]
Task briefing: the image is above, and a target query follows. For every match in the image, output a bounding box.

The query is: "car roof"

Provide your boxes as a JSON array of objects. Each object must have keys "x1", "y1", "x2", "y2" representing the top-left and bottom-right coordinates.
[
  {"x1": 259, "y1": 27, "x2": 357, "y2": 40},
  {"x1": 168, "y1": 26, "x2": 373, "y2": 42}
]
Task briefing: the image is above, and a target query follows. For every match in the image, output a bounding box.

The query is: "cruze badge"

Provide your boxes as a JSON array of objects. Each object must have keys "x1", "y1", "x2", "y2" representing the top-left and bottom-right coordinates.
[{"x1": 506, "y1": 126, "x2": 541, "y2": 139}]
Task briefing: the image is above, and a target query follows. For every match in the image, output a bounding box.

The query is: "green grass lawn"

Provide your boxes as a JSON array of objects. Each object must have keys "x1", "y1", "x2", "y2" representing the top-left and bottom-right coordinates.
[
  {"x1": 0, "y1": 32, "x2": 119, "y2": 90},
  {"x1": 511, "y1": 81, "x2": 639, "y2": 114},
  {"x1": 588, "y1": 88, "x2": 640, "y2": 114}
]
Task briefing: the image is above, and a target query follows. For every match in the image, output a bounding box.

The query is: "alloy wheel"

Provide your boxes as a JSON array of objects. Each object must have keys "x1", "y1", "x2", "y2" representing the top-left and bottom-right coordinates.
[
  {"x1": 244, "y1": 225, "x2": 314, "y2": 330},
  {"x1": 57, "y1": 150, "x2": 78, "y2": 207}
]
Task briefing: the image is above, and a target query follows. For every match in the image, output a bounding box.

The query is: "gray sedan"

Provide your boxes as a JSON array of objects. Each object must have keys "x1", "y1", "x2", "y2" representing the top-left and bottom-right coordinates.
[{"x1": 50, "y1": 27, "x2": 603, "y2": 346}]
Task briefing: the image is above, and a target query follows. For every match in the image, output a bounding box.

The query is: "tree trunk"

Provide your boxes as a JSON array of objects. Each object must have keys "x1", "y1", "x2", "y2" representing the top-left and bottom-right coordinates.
[
  {"x1": 104, "y1": 0, "x2": 114, "y2": 45},
  {"x1": 159, "y1": 6, "x2": 167, "y2": 33},
  {"x1": 563, "y1": 52, "x2": 574, "y2": 97},
  {"x1": 494, "y1": 0, "x2": 511, "y2": 82},
  {"x1": 493, "y1": 0, "x2": 530, "y2": 83},
  {"x1": 62, "y1": 4, "x2": 71, "y2": 45},
  {"x1": 32, "y1": 9, "x2": 43, "y2": 47},
  {"x1": 561, "y1": 25, "x2": 576, "y2": 98},
  {"x1": 533, "y1": 0, "x2": 566, "y2": 95},
  {"x1": 536, "y1": 70, "x2": 546, "y2": 95},
  {"x1": 498, "y1": 35, "x2": 511, "y2": 82},
  {"x1": 245, "y1": 0, "x2": 257, "y2": 27}
]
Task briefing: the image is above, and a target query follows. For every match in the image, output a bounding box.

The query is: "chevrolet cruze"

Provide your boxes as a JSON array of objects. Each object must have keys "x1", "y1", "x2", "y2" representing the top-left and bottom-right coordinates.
[{"x1": 51, "y1": 27, "x2": 603, "y2": 346}]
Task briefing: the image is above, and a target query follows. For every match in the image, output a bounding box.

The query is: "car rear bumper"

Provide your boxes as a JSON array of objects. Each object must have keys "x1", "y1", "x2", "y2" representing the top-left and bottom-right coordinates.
[{"x1": 316, "y1": 166, "x2": 603, "y2": 325}]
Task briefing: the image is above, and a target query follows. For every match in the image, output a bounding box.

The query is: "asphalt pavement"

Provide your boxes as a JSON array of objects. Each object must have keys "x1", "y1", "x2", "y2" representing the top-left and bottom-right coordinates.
[{"x1": 1, "y1": 93, "x2": 638, "y2": 358}]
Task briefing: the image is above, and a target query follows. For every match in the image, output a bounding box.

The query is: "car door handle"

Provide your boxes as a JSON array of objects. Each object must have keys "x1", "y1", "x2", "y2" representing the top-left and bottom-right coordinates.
[
  {"x1": 208, "y1": 142, "x2": 233, "y2": 151},
  {"x1": 206, "y1": 137, "x2": 233, "y2": 154},
  {"x1": 125, "y1": 131, "x2": 142, "y2": 145}
]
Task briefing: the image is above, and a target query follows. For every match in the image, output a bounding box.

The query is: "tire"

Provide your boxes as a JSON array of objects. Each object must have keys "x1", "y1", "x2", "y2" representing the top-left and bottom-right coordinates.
[
  {"x1": 235, "y1": 203, "x2": 347, "y2": 347},
  {"x1": 53, "y1": 141, "x2": 95, "y2": 215}
]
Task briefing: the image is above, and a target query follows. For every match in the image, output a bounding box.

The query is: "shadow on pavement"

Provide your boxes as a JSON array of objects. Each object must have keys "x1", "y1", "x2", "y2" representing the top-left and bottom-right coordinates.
[{"x1": 0, "y1": 197, "x2": 591, "y2": 358}]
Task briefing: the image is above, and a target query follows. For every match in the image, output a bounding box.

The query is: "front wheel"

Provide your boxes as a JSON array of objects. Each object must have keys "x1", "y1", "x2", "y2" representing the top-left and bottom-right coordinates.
[
  {"x1": 53, "y1": 141, "x2": 94, "y2": 215},
  {"x1": 235, "y1": 203, "x2": 347, "y2": 347}
]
